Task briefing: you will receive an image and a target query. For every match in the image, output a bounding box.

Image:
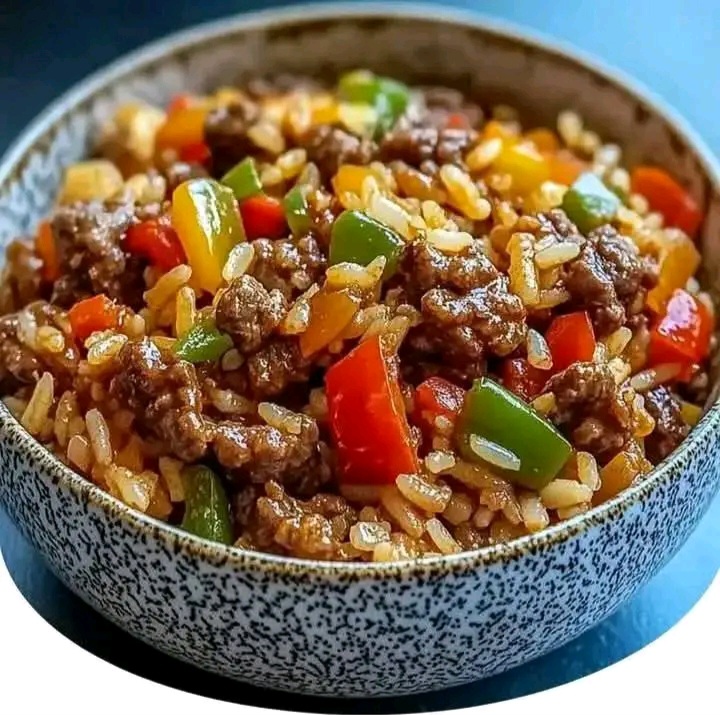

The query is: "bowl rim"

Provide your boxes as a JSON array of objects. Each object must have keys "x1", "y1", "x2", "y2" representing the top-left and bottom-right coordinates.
[{"x1": 1, "y1": 1, "x2": 719, "y2": 578}]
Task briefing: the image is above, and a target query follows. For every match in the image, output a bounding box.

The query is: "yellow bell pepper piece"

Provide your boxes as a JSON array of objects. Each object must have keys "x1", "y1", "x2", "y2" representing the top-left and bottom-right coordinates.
[
  {"x1": 171, "y1": 179, "x2": 245, "y2": 294},
  {"x1": 332, "y1": 165, "x2": 377, "y2": 197},
  {"x1": 493, "y1": 142, "x2": 550, "y2": 196},
  {"x1": 155, "y1": 107, "x2": 208, "y2": 151},
  {"x1": 647, "y1": 229, "x2": 700, "y2": 313}
]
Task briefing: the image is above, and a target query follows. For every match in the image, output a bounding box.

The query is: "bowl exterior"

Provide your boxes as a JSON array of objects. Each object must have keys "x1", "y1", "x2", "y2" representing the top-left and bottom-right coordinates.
[{"x1": 1, "y1": 5, "x2": 719, "y2": 697}]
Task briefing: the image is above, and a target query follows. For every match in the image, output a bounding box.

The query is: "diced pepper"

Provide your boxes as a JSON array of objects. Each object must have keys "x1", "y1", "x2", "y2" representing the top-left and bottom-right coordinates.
[
  {"x1": 155, "y1": 107, "x2": 208, "y2": 153},
  {"x1": 412, "y1": 377, "x2": 465, "y2": 435},
  {"x1": 482, "y1": 120, "x2": 518, "y2": 143},
  {"x1": 545, "y1": 312, "x2": 596, "y2": 373},
  {"x1": 299, "y1": 289, "x2": 361, "y2": 358},
  {"x1": 492, "y1": 142, "x2": 550, "y2": 196},
  {"x1": 178, "y1": 142, "x2": 210, "y2": 165},
  {"x1": 501, "y1": 358, "x2": 547, "y2": 402},
  {"x1": 283, "y1": 185, "x2": 312, "y2": 236},
  {"x1": 631, "y1": 166, "x2": 702, "y2": 237},
  {"x1": 649, "y1": 289, "x2": 712, "y2": 367},
  {"x1": 456, "y1": 377, "x2": 572, "y2": 490},
  {"x1": 445, "y1": 112, "x2": 471, "y2": 130},
  {"x1": 332, "y1": 164, "x2": 375, "y2": 196},
  {"x1": 60, "y1": 160, "x2": 124, "y2": 204},
  {"x1": 168, "y1": 93, "x2": 196, "y2": 114},
  {"x1": 525, "y1": 128, "x2": 560, "y2": 153},
  {"x1": 221, "y1": 157, "x2": 263, "y2": 201},
  {"x1": 68, "y1": 295, "x2": 120, "y2": 342},
  {"x1": 329, "y1": 210, "x2": 404, "y2": 279},
  {"x1": 337, "y1": 70, "x2": 410, "y2": 136},
  {"x1": 171, "y1": 178, "x2": 246, "y2": 293},
  {"x1": 593, "y1": 450, "x2": 651, "y2": 505},
  {"x1": 647, "y1": 229, "x2": 701, "y2": 313},
  {"x1": 547, "y1": 150, "x2": 587, "y2": 186},
  {"x1": 239, "y1": 195, "x2": 287, "y2": 240},
  {"x1": 173, "y1": 318, "x2": 233, "y2": 363},
  {"x1": 325, "y1": 336, "x2": 419, "y2": 485},
  {"x1": 35, "y1": 220, "x2": 59, "y2": 282},
  {"x1": 125, "y1": 218, "x2": 186, "y2": 272},
  {"x1": 180, "y1": 465, "x2": 233, "y2": 544},
  {"x1": 561, "y1": 171, "x2": 621, "y2": 233}
]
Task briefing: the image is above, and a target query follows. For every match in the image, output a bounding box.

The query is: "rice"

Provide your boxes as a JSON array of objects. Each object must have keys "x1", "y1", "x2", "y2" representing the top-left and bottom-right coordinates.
[
  {"x1": 442, "y1": 492, "x2": 474, "y2": 526},
  {"x1": 260, "y1": 164, "x2": 283, "y2": 187},
  {"x1": 144, "y1": 264, "x2": 192, "y2": 309},
  {"x1": 349, "y1": 521, "x2": 390, "y2": 551},
  {"x1": 222, "y1": 243, "x2": 255, "y2": 283},
  {"x1": 534, "y1": 242, "x2": 580, "y2": 269},
  {"x1": 537, "y1": 287, "x2": 571, "y2": 309},
  {"x1": 106, "y1": 465, "x2": 155, "y2": 512},
  {"x1": 468, "y1": 434, "x2": 521, "y2": 471},
  {"x1": 366, "y1": 193, "x2": 411, "y2": 239},
  {"x1": 174, "y1": 286, "x2": 197, "y2": 338},
  {"x1": 158, "y1": 456, "x2": 185, "y2": 502},
  {"x1": 526, "y1": 329, "x2": 553, "y2": 370},
  {"x1": 557, "y1": 110, "x2": 582, "y2": 147},
  {"x1": 630, "y1": 363, "x2": 682, "y2": 391},
  {"x1": 396, "y1": 473, "x2": 452, "y2": 513},
  {"x1": 326, "y1": 256, "x2": 385, "y2": 291},
  {"x1": 21, "y1": 372, "x2": 54, "y2": 435},
  {"x1": 518, "y1": 493, "x2": 550, "y2": 532},
  {"x1": 87, "y1": 333, "x2": 128, "y2": 366},
  {"x1": 507, "y1": 232, "x2": 540, "y2": 306},
  {"x1": 67, "y1": 434, "x2": 92, "y2": 472},
  {"x1": 576, "y1": 451, "x2": 600, "y2": 491},
  {"x1": 53, "y1": 390, "x2": 78, "y2": 448},
  {"x1": 258, "y1": 402, "x2": 303, "y2": 435},
  {"x1": 425, "y1": 518, "x2": 461, "y2": 554},
  {"x1": 36, "y1": 325, "x2": 66, "y2": 354},
  {"x1": 604, "y1": 326, "x2": 633, "y2": 357},
  {"x1": 276, "y1": 148, "x2": 307, "y2": 180},
  {"x1": 472, "y1": 505, "x2": 495, "y2": 529},
  {"x1": 540, "y1": 479, "x2": 592, "y2": 509},
  {"x1": 248, "y1": 121, "x2": 285, "y2": 155},
  {"x1": 466, "y1": 138, "x2": 503, "y2": 172},
  {"x1": 220, "y1": 348, "x2": 244, "y2": 372},
  {"x1": 380, "y1": 489, "x2": 425, "y2": 538},
  {"x1": 424, "y1": 450, "x2": 456, "y2": 474},
  {"x1": 439, "y1": 164, "x2": 492, "y2": 220},
  {"x1": 426, "y1": 228, "x2": 474, "y2": 253},
  {"x1": 115, "y1": 434, "x2": 144, "y2": 473},
  {"x1": 85, "y1": 408, "x2": 113, "y2": 466}
]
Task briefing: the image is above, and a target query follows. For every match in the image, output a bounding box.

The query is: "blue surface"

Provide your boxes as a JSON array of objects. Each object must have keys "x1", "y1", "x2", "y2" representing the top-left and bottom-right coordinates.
[{"x1": 0, "y1": 0, "x2": 718, "y2": 709}]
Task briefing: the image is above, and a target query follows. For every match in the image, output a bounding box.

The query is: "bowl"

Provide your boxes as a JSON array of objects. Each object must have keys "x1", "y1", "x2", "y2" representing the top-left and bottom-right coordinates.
[{"x1": 1, "y1": 2, "x2": 719, "y2": 698}]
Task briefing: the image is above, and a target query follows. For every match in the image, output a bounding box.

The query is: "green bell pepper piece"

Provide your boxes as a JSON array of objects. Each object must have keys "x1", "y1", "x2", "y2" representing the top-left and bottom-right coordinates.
[
  {"x1": 561, "y1": 171, "x2": 621, "y2": 234},
  {"x1": 283, "y1": 185, "x2": 312, "y2": 237},
  {"x1": 329, "y1": 210, "x2": 405, "y2": 279},
  {"x1": 181, "y1": 465, "x2": 233, "y2": 544},
  {"x1": 456, "y1": 377, "x2": 572, "y2": 490},
  {"x1": 338, "y1": 70, "x2": 410, "y2": 137},
  {"x1": 221, "y1": 157, "x2": 262, "y2": 201},
  {"x1": 174, "y1": 318, "x2": 233, "y2": 363}
]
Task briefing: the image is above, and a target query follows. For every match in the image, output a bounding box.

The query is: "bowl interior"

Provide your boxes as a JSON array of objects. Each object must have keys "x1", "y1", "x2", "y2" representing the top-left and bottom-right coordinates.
[{"x1": 0, "y1": 4, "x2": 718, "y2": 564}]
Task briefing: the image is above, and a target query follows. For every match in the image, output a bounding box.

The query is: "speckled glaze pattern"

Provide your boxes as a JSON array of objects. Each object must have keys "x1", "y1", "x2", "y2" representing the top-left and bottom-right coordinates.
[{"x1": 0, "y1": 4, "x2": 719, "y2": 698}]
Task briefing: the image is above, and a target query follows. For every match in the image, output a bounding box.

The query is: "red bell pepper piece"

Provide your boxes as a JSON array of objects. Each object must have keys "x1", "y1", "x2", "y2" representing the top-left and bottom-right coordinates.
[
  {"x1": 545, "y1": 311, "x2": 596, "y2": 373},
  {"x1": 412, "y1": 377, "x2": 465, "y2": 435},
  {"x1": 501, "y1": 358, "x2": 547, "y2": 402},
  {"x1": 239, "y1": 195, "x2": 288, "y2": 240},
  {"x1": 68, "y1": 295, "x2": 121, "y2": 342},
  {"x1": 35, "y1": 220, "x2": 60, "y2": 282},
  {"x1": 125, "y1": 219, "x2": 186, "y2": 272},
  {"x1": 325, "y1": 336, "x2": 419, "y2": 485},
  {"x1": 649, "y1": 289, "x2": 712, "y2": 367},
  {"x1": 167, "y1": 93, "x2": 195, "y2": 114},
  {"x1": 631, "y1": 166, "x2": 702, "y2": 238},
  {"x1": 445, "y1": 112, "x2": 471, "y2": 130},
  {"x1": 179, "y1": 142, "x2": 211, "y2": 165}
]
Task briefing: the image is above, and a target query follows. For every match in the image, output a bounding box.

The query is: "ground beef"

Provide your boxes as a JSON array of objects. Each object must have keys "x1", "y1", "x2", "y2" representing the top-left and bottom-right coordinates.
[
  {"x1": 379, "y1": 122, "x2": 477, "y2": 170},
  {"x1": 247, "y1": 481, "x2": 356, "y2": 559},
  {"x1": 162, "y1": 160, "x2": 209, "y2": 194},
  {"x1": 215, "y1": 275, "x2": 288, "y2": 354},
  {"x1": 50, "y1": 200, "x2": 145, "y2": 309},
  {"x1": 643, "y1": 386, "x2": 688, "y2": 462},
  {"x1": 110, "y1": 339, "x2": 208, "y2": 461},
  {"x1": 563, "y1": 224, "x2": 658, "y2": 336},
  {"x1": 544, "y1": 361, "x2": 634, "y2": 459},
  {"x1": 0, "y1": 301, "x2": 78, "y2": 391},
  {"x1": 536, "y1": 209, "x2": 582, "y2": 242},
  {"x1": 212, "y1": 413, "x2": 331, "y2": 495},
  {"x1": 298, "y1": 125, "x2": 376, "y2": 183},
  {"x1": 0, "y1": 241, "x2": 44, "y2": 314},
  {"x1": 420, "y1": 282, "x2": 527, "y2": 358},
  {"x1": 399, "y1": 239, "x2": 500, "y2": 300},
  {"x1": 421, "y1": 86, "x2": 484, "y2": 128},
  {"x1": 204, "y1": 99, "x2": 262, "y2": 177},
  {"x1": 246, "y1": 339, "x2": 310, "y2": 398},
  {"x1": 250, "y1": 233, "x2": 326, "y2": 299}
]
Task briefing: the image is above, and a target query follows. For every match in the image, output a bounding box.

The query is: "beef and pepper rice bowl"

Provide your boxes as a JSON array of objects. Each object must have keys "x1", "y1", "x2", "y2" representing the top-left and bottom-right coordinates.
[{"x1": 0, "y1": 70, "x2": 715, "y2": 562}]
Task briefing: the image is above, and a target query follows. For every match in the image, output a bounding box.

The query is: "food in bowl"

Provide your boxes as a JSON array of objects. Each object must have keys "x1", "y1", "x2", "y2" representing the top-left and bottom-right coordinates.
[{"x1": 0, "y1": 70, "x2": 714, "y2": 562}]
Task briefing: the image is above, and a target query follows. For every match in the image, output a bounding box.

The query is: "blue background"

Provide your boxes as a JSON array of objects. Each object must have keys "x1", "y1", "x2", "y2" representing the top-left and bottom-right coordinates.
[{"x1": 0, "y1": 1, "x2": 718, "y2": 710}]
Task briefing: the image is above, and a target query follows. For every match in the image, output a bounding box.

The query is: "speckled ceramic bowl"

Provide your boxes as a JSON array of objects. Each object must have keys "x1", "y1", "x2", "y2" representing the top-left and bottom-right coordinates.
[{"x1": 0, "y1": 3, "x2": 718, "y2": 698}]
